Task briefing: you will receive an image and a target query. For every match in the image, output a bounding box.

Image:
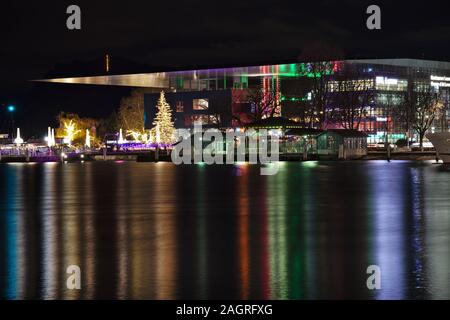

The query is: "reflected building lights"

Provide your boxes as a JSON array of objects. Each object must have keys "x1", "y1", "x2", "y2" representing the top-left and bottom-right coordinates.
[
  {"x1": 41, "y1": 164, "x2": 59, "y2": 299},
  {"x1": 408, "y1": 168, "x2": 427, "y2": 298},
  {"x1": 82, "y1": 164, "x2": 95, "y2": 299},
  {"x1": 129, "y1": 169, "x2": 154, "y2": 299},
  {"x1": 153, "y1": 165, "x2": 177, "y2": 300},
  {"x1": 4, "y1": 168, "x2": 22, "y2": 299},
  {"x1": 116, "y1": 165, "x2": 130, "y2": 299},
  {"x1": 267, "y1": 168, "x2": 289, "y2": 299},
  {"x1": 424, "y1": 169, "x2": 450, "y2": 299},
  {"x1": 0, "y1": 162, "x2": 449, "y2": 299},
  {"x1": 370, "y1": 165, "x2": 406, "y2": 299},
  {"x1": 292, "y1": 166, "x2": 316, "y2": 299},
  {"x1": 237, "y1": 165, "x2": 250, "y2": 299},
  {"x1": 62, "y1": 166, "x2": 82, "y2": 300},
  {"x1": 195, "y1": 167, "x2": 208, "y2": 299}
]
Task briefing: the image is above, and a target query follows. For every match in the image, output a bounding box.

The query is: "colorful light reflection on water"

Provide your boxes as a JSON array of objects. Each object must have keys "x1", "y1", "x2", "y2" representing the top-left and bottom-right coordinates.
[{"x1": 0, "y1": 161, "x2": 449, "y2": 299}]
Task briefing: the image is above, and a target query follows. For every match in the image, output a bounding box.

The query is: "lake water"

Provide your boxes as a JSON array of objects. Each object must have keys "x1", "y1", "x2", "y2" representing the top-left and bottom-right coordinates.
[{"x1": 0, "y1": 161, "x2": 449, "y2": 300}]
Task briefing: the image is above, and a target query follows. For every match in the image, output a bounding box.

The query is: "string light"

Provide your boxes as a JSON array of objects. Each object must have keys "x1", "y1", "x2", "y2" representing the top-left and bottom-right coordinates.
[{"x1": 152, "y1": 91, "x2": 175, "y2": 145}]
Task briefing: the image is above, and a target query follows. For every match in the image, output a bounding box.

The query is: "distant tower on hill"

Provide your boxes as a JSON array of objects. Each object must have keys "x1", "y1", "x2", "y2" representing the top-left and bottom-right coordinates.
[{"x1": 105, "y1": 54, "x2": 111, "y2": 73}]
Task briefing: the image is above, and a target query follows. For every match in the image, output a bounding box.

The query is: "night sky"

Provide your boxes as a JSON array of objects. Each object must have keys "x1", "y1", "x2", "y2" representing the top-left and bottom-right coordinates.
[{"x1": 2, "y1": 0, "x2": 450, "y2": 135}]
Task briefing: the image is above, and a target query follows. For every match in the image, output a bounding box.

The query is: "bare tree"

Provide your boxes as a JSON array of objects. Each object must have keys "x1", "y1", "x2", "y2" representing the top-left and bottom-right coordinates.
[
  {"x1": 295, "y1": 101, "x2": 317, "y2": 128},
  {"x1": 206, "y1": 101, "x2": 225, "y2": 128},
  {"x1": 298, "y1": 41, "x2": 344, "y2": 129},
  {"x1": 412, "y1": 86, "x2": 443, "y2": 151},
  {"x1": 392, "y1": 76, "x2": 415, "y2": 147},
  {"x1": 118, "y1": 90, "x2": 145, "y2": 132},
  {"x1": 330, "y1": 66, "x2": 374, "y2": 130},
  {"x1": 396, "y1": 79, "x2": 443, "y2": 150},
  {"x1": 246, "y1": 88, "x2": 279, "y2": 122},
  {"x1": 380, "y1": 92, "x2": 402, "y2": 148},
  {"x1": 97, "y1": 111, "x2": 119, "y2": 139}
]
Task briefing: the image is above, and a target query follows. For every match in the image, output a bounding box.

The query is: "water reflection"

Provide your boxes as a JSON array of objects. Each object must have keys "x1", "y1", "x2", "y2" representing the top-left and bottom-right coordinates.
[
  {"x1": 0, "y1": 161, "x2": 449, "y2": 300},
  {"x1": 423, "y1": 165, "x2": 450, "y2": 299},
  {"x1": 370, "y1": 162, "x2": 407, "y2": 299}
]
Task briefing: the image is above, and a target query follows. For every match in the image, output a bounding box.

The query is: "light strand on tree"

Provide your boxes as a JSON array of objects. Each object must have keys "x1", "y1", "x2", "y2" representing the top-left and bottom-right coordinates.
[{"x1": 152, "y1": 91, "x2": 175, "y2": 145}]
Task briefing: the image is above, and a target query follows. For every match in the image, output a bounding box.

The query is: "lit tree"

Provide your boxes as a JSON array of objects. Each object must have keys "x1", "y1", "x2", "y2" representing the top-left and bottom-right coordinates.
[
  {"x1": 152, "y1": 91, "x2": 175, "y2": 145},
  {"x1": 126, "y1": 129, "x2": 143, "y2": 142},
  {"x1": 63, "y1": 120, "x2": 81, "y2": 146},
  {"x1": 126, "y1": 128, "x2": 151, "y2": 143},
  {"x1": 56, "y1": 112, "x2": 98, "y2": 146}
]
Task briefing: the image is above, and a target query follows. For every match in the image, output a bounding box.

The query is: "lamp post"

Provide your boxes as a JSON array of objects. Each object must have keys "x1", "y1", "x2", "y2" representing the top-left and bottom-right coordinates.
[{"x1": 7, "y1": 105, "x2": 16, "y2": 140}]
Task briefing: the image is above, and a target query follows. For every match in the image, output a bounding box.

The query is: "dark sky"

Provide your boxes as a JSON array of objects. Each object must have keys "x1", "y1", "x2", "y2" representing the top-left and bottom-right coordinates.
[{"x1": 1, "y1": 0, "x2": 450, "y2": 135}]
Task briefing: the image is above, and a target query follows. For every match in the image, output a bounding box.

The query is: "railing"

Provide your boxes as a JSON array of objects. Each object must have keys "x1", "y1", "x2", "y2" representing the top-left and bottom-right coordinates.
[{"x1": 0, "y1": 147, "x2": 55, "y2": 158}]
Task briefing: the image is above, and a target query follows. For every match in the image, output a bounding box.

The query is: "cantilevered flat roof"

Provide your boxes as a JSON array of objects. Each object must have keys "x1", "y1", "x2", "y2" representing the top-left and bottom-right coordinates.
[
  {"x1": 35, "y1": 64, "x2": 303, "y2": 88},
  {"x1": 37, "y1": 72, "x2": 171, "y2": 88},
  {"x1": 35, "y1": 58, "x2": 450, "y2": 89}
]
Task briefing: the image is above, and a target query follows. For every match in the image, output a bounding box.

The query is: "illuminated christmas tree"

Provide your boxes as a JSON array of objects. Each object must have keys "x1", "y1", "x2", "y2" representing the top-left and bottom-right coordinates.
[{"x1": 152, "y1": 91, "x2": 175, "y2": 145}]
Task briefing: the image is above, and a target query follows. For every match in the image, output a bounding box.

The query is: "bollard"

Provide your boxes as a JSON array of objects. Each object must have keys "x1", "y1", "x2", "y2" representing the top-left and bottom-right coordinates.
[{"x1": 103, "y1": 147, "x2": 107, "y2": 161}]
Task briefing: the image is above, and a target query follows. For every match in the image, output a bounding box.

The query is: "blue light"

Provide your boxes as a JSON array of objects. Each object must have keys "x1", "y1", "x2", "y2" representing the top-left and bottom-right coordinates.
[{"x1": 8, "y1": 105, "x2": 15, "y2": 112}]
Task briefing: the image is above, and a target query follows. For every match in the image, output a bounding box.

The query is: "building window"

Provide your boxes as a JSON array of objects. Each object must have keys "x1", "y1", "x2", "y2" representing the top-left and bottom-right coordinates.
[
  {"x1": 176, "y1": 101, "x2": 184, "y2": 112},
  {"x1": 185, "y1": 114, "x2": 219, "y2": 126},
  {"x1": 327, "y1": 136, "x2": 335, "y2": 149},
  {"x1": 375, "y1": 77, "x2": 407, "y2": 91},
  {"x1": 193, "y1": 98, "x2": 209, "y2": 110},
  {"x1": 328, "y1": 79, "x2": 375, "y2": 92}
]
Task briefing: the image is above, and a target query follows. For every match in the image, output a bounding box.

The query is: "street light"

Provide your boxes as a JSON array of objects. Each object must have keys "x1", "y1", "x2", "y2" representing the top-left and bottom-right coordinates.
[{"x1": 6, "y1": 105, "x2": 16, "y2": 139}]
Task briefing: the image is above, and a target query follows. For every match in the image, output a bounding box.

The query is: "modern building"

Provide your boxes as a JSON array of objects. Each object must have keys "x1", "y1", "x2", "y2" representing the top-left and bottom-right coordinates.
[{"x1": 40, "y1": 58, "x2": 450, "y2": 144}]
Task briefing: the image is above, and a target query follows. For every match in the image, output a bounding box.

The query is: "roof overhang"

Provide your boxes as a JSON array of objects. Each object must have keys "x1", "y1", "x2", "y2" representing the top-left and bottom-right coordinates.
[
  {"x1": 35, "y1": 73, "x2": 170, "y2": 88},
  {"x1": 34, "y1": 59, "x2": 450, "y2": 88},
  {"x1": 33, "y1": 62, "x2": 333, "y2": 88}
]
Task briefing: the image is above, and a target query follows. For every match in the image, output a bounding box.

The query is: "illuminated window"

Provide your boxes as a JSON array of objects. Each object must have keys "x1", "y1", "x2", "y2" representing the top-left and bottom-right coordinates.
[
  {"x1": 377, "y1": 93, "x2": 402, "y2": 105},
  {"x1": 327, "y1": 136, "x2": 335, "y2": 149},
  {"x1": 328, "y1": 79, "x2": 374, "y2": 92},
  {"x1": 176, "y1": 101, "x2": 184, "y2": 112},
  {"x1": 193, "y1": 98, "x2": 209, "y2": 110},
  {"x1": 375, "y1": 77, "x2": 407, "y2": 91},
  {"x1": 185, "y1": 114, "x2": 219, "y2": 126}
]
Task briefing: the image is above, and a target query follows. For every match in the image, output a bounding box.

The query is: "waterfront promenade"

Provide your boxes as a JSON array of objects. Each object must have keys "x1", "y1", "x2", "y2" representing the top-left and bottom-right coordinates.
[{"x1": 0, "y1": 147, "x2": 440, "y2": 163}]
